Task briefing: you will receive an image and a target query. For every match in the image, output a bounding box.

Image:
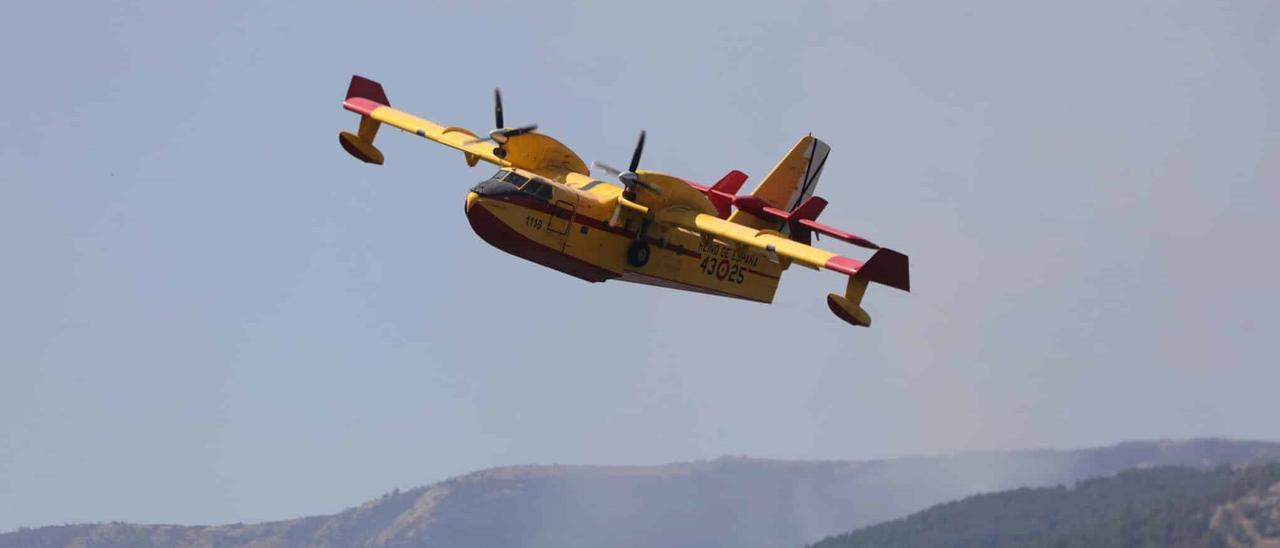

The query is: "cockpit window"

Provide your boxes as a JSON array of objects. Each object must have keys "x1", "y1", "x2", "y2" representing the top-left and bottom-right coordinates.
[
  {"x1": 506, "y1": 172, "x2": 530, "y2": 188},
  {"x1": 490, "y1": 170, "x2": 529, "y2": 186},
  {"x1": 481, "y1": 170, "x2": 552, "y2": 201},
  {"x1": 524, "y1": 180, "x2": 553, "y2": 201},
  {"x1": 536, "y1": 183, "x2": 553, "y2": 201}
]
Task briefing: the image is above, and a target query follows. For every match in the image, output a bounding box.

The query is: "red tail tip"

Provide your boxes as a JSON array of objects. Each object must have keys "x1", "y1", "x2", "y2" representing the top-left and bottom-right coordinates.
[
  {"x1": 854, "y1": 249, "x2": 910, "y2": 292},
  {"x1": 346, "y1": 75, "x2": 389, "y2": 105}
]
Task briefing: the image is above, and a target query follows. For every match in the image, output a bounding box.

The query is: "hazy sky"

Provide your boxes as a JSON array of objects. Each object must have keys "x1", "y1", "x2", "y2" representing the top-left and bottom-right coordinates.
[{"x1": 2, "y1": 0, "x2": 1277, "y2": 532}]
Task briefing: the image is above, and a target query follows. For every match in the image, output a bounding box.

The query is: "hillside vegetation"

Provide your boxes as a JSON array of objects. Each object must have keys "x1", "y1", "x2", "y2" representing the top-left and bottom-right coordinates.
[{"x1": 811, "y1": 462, "x2": 1280, "y2": 548}]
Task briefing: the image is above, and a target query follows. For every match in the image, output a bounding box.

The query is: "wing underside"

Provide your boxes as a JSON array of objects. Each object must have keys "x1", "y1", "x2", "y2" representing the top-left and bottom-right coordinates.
[
  {"x1": 658, "y1": 206, "x2": 908, "y2": 327},
  {"x1": 339, "y1": 75, "x2": 589, "y2": 177},
  {"x1": 659, "y1": 207, "x2": 907, "y2": 284},
  {"x1": 337, "y1": 75, "x2": 909, "y2": 328}
]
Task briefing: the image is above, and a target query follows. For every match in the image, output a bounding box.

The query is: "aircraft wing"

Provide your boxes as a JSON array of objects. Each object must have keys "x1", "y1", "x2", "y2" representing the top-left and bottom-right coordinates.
[
  {"x1": 339, "y1": 75, "x2": 590, "y2": 176},
  {"x1": 657, "y1": 205, "x2": 908, "y2": 328},
  {"x1": 340, "y1": 75, "x2": 506, "y2": 167},
  {"x1": 656, "y1": 206, "x2": 909, "y2": 289}
]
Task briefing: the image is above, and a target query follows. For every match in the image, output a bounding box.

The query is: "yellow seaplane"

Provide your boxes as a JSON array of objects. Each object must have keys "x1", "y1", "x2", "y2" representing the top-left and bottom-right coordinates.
[{"x1": 338, "y1": 76, "x2": 909, "y2": 328}]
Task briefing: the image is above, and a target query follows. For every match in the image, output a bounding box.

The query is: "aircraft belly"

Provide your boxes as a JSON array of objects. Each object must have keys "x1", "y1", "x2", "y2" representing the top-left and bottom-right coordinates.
[
  {"x1": 465, "y1": 197, "x2": 617, "y2": 282},
  {"x1": 561, "y1": 214, "x2": 630, "y2": 274},
  {"x1": 623, "y1": 228, "x2": 782, "y2": 304},
  {"x1": 465, "y1": 195, "x2": 781, "y2": 301}
]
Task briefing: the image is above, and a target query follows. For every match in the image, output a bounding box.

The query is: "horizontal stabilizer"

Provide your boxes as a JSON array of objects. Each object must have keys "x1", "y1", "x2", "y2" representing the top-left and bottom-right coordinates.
[
  {"x1": 787, "y1": 195, "x2": 881, "y2": 249},
  {"x1": 732, "y1": 194, "x2": 879, "y2": 249},
  {"x1": 711, "y1": 170, "x2": 748, "y2": 195},
  {"x1": 785, "y1": 196, "x2": 828, "y2": 245},
  {"x1": 706, "y1": 170, "x2": 748, "y2": 218},
  {"x1": 795, "y1": 219, "x2": 878, "y2": 250}
]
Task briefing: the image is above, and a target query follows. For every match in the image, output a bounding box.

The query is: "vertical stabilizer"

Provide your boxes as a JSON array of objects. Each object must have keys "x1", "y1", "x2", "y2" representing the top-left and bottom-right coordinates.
[{"x1": 729, "y1": 135, "x2": 830, "y2": 229}]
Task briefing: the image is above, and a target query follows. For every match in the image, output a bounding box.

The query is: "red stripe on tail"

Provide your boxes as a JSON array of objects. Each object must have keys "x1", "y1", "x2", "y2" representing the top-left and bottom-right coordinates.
[{"x1": 824, "y1": 256, "x2": 864, "y2": 277}]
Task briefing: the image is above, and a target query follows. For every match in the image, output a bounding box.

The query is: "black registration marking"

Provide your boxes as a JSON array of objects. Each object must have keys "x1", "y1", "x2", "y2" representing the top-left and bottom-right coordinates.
[
  {"x1": 525, "y1": 216, "x2": 544, "y2": 230},
  {"x1": 695, "y1": 240, "x2": 757, "y2": 284},
  {"x1": 698, "y1": 255, "x2": 747, "y2": 284}
]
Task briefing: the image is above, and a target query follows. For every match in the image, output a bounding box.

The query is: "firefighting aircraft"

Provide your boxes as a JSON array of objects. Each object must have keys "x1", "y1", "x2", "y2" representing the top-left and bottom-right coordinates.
[{"x1": 338, "y1": 75, "x2": 909, "y2": 328}]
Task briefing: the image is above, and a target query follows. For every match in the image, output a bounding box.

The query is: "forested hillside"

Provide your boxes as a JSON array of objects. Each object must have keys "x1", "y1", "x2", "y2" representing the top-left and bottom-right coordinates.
[{"x1": 811, "y1": 462, "x2": 1280, "y2": 548}]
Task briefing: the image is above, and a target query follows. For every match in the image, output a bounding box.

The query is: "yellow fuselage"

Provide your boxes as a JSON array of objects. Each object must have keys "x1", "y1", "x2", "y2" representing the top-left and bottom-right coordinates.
[{"x1": 464, "y1": 168, "x2": 783, "y2": 302}]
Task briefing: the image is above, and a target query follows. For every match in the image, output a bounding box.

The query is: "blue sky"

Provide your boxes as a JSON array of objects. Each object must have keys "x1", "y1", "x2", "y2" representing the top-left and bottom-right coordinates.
[{"x1": 2, "y1": 0, "x2": 1277, "y2": 531}]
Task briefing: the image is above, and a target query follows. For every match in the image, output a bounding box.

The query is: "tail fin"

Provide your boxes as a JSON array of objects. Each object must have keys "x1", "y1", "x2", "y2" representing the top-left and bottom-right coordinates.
[
  {"x1": 729, "y1": 135, "x2": 830, "y2": 229},
  {"x1": 339, "y1": 75, "x2": 390, "y2": 165}
]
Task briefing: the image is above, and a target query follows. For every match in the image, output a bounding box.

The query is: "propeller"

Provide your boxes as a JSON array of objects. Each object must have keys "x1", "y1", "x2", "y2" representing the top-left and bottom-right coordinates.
[
  {"x1": 592, "y1": 131, "x2": 662, "y2": 196},
  {"x1": 494, "y1": 87, "x2": 502, "y2": 128},
  {"x1": 463, "y1": 88, "x2": 538, "y2": 157}
]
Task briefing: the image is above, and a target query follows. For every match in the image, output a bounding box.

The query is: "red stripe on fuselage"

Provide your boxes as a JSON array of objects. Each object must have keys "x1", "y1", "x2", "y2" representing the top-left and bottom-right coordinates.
[
  {"x1": 465, "y1": 198, "x2": 617, "y2": 282},
  {"x1": 493, "y1": 194, "x2": 776, "y2": 277},
  {"x1": 476, "y1": 193, "x2": 782, "y2": 287},
  {"x1": 493, "y1": 194, "x2": 634, "y2": 239}
]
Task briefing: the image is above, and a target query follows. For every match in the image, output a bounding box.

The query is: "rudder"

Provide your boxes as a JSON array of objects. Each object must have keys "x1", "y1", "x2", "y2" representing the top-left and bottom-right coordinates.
[{"x1": 728, "y1": 135, "x2": 830, "y2": 229}]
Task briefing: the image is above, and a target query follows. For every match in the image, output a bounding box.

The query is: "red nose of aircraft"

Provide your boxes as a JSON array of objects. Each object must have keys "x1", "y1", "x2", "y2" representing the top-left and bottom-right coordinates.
[{"x1": 464, "y1": 190, "x2": 505, "y2": 249}]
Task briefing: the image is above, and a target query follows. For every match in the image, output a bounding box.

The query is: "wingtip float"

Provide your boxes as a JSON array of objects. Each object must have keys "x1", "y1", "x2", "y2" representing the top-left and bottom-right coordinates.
[{"x1": 337, "y1": 75, "x2": 909, "y2": 329}]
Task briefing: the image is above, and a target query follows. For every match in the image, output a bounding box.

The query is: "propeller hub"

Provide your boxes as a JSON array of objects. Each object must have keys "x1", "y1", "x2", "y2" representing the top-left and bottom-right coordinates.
[
  {"x1": 591, "y1": 131, "x2": 661, "y2": 196},
  {"x1": 489, "y1": 128, "x2": 510, "y2": 144}
]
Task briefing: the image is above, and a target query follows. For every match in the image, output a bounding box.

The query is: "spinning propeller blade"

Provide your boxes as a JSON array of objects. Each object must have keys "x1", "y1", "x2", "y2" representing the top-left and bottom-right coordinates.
[
  {"x1": 462, "y1": 88, "x2": 537, "y2": 149},
  {"x1": 494, "y1": 88, "x2": 503, "y2": 129},
  {"x1": 593, "y1": 131, "x2": 662, "y2": 195},
  {"x1": 628, "y1": 130, "x2": 645, "y2": 172},
  {"x1": 592, "y1": 161, "x2": 623, "y2": 177}
]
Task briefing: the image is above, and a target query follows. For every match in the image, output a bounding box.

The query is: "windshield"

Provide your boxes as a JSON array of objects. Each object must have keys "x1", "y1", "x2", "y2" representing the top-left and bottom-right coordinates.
[
  {"x1": 506, "y1": 172, "x2": 530, "y2": 188},
  {"x1": 476, "y1": 170, "x2": 554, "y2": 202},
  {"x1": 523, "y1": 179, "x2": 553, "y2": 201},
  {"x1": 490, "y1": 170, "x2": 530, "y2": 188}
]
